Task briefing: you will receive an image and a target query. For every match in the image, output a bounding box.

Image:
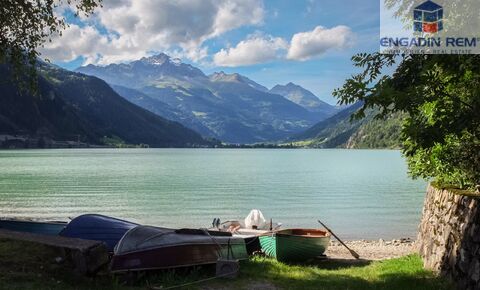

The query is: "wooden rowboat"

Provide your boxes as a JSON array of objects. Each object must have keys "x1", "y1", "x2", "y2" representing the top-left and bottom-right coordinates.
[
  {"x1": 110, "y1": 226, "x2": 249, "y2": 272},
  {"x1": 259, "y1": 229, "x2": 330, "y2": 262}
]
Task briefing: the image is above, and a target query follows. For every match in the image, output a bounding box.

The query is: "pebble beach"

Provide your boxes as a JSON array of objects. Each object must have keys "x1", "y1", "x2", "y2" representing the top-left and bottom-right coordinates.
[{"x1": 327, "y1": 238, "x2": 416, "y2": 260}]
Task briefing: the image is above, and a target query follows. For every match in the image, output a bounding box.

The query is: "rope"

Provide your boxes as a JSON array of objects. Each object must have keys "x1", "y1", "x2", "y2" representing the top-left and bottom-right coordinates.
[
  {"x1": 147, "y1": 229, "x2": 240, "y2": 289},
  {"x1": 201, "y1": 228, "x2": 224, "y2": 258},
  {"x1": 147, "y1": 229, "x2": 277, "y2": 289},
  {"x1": 148, "y1": 270, "x2": 236, "y2": 290}
]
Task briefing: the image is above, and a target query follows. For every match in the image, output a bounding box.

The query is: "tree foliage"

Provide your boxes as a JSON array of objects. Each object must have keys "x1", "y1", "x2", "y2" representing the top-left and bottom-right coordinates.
[
  {"x1": 334, "y1": 54, "x2": 480, "y2": 190},
  {"x1": 0, "y1": 0, "x2": 101, "y2": 89}
]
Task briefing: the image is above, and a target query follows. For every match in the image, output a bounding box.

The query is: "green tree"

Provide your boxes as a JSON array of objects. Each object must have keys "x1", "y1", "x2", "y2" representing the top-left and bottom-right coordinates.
[
  {"x1": 334, "y1": 54, "x2": 480, "y2": 190},
  {"x1": 0, "y1": 0, "x2": 101, "y2": 89}
]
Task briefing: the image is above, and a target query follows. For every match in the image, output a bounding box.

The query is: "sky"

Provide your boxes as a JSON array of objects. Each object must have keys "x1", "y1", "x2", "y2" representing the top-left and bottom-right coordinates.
[{"x1": 42, "y1": 0, "x2": 380, "y2": 105}]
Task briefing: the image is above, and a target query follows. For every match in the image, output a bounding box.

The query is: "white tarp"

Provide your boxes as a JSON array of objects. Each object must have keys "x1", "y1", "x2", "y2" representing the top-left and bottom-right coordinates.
[{"x1": 244, "y1": 209, "x2": 266, "y2": 229}]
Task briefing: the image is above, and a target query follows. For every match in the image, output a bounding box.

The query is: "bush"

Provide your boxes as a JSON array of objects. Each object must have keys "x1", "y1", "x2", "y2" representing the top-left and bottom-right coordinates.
[{"x1": 334, "y1": 54, "x2": 480, "y2": 190}]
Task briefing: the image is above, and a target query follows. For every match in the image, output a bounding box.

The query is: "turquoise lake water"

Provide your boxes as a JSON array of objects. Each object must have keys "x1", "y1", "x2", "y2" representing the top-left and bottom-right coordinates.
[{"x1": 0, "y1": 149, "x2": 427, "y2": 239}]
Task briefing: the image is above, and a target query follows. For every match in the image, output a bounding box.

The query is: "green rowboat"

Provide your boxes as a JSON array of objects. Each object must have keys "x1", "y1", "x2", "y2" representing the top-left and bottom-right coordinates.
[{"x1": 259, "y1": 229, "x2": 330, "y2": 262}]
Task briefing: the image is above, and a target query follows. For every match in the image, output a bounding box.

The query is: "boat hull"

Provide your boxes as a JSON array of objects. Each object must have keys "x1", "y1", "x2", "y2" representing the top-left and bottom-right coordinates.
[
  {"x1": 210, "y1": 227, "x2": 269, "y2": 256},
  {"x1": 60, "y1": 214, "x2": 138, "y2": 251},
  {"x1": 110, "y1": 242, "x2": 248, "y2": 272},
  {"x1": 0, "y1": 219, "x2": 66, "y2": 235},
  {"x1": 244, "y1": 236, "x2": 261, "y2": 255},
  {"x1": 111, "y1": 226, "x2": 249, "y2": 272},
  {"x1": 259, "y1": 229, "x2": 330, "y2": 262}
]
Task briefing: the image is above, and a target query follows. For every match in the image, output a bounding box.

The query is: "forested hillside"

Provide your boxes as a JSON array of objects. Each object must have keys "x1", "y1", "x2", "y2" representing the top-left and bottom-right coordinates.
[
  {"x1": 0, "y1": 63, "x2": 213, "y2": 148},
  {"x1": 292, "y1": 103, "x2": 403, "y2": 149}
]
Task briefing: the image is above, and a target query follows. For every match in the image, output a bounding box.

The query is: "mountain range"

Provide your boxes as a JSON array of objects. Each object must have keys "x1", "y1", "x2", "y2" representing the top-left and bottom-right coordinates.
[
  {"x1": 0, "y1": 62, "x2": 213, "y2": 148},
  {"x1": 76, "y1": 53, "x2": 337, "y2": 143},
  {"x1": 0, "y1": 53, "x2": 402, "y2": 149}
]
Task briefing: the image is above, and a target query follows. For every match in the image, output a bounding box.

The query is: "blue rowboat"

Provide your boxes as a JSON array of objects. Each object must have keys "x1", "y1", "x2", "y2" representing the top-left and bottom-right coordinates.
[
  {"x1": 60, "y1": 214, "x2": 138, "y2": 251},
  {"x1": 0, "y1": 219, "x2": 67, "y2": 235}
]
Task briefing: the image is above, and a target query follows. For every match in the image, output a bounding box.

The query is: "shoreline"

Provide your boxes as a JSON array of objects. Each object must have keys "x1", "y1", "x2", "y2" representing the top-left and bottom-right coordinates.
[
  {"x1": 0, "y1": 147, "x2": 401, "y2": 150},
  {"x1": 327, "y1": 238, "x2": 416, "y2": 260}
]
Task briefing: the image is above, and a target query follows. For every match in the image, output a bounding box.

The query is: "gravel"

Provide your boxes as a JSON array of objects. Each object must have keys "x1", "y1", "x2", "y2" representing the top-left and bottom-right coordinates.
[{"x1": 326, "y1": 238, "x2": 416, "y2": 260}]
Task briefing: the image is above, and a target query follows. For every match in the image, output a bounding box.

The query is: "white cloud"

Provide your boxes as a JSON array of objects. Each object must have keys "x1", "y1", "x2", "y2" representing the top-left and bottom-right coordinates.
[
  {"x1": 40, "y1": 0, "x2": 264, "y2": 65},
  {"x1": 213, "y1": 34, "x2": 288, "y2": 67},
  {"x1": 212, "y1": 25, "x2": 354, "y2": 67},
  {"x1": 287, "y1": 25, "x2": 353, "y2": 61},
  {"x1": 212, "y1": 0, "x2": 264, "y2": 36},
  {"x1": 40, "y1": 2, "x2": 355, "y2": 68},
  {"x1": 40, "y1": 25, "x2": 108, "y2": 64}
]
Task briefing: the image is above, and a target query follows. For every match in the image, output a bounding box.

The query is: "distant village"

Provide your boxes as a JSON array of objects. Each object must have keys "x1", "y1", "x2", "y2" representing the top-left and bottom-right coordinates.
[{"x1": 0, "y1": 134, "x2": 100, "y2": 149}]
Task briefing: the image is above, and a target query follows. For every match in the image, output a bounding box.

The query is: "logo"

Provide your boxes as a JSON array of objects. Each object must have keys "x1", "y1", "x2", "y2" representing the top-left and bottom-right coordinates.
[
  {"x1": 380, "y1": 0, "x2": 479, "y2": 54},
  {"x1": 414, "y1": 1, "x2": 443, "y2": 33}
]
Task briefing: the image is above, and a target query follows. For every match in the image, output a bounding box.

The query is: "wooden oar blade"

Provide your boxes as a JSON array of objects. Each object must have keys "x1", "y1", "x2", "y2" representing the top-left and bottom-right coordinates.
[
  {"x1": 317, "y1": 219, "x2": 360, "y2": 260},
  {"x1": 349, "y1": 249, "x2": 360, "y2": 259}
]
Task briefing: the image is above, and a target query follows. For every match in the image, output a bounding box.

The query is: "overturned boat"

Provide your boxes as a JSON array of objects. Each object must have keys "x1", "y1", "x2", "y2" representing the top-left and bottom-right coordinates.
[
  {"x1": 259, "y1": 228, "x2": 330, "y2": 263},
  {"x1": 0, "y1": 218, "x2": 67, "y2": 235},
  {"x1": 110, "y1": 226, "x2": 248, "y2": 272},
  {"x1": 60, "y1": 214, "x2": 138, "y2": 251}
]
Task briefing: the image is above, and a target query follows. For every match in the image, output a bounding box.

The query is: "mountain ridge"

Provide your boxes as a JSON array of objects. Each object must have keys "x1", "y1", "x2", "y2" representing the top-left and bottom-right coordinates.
[
  {"x1": 291, "y1": 102, "x2": 403, "y2": 149},
  {"x1": 0, "y1": 62, "x2": 213, "y2": 148},
  {"x1": 270, "y1": 82, "x2": 334, "y2": 114},
  {"x1": 76, "y1": 53, "x2": 336, "y2": 143},
  {"x1": 209, "y1": 71, "x2": 269, "y2": 92}
]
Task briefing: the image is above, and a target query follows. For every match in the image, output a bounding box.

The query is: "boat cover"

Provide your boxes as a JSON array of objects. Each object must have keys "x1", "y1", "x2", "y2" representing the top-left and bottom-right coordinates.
[
  {"x1": 244, "y1": 209, "x2": 266, "y2": 229},
  {"x1": 60, "y1": 214, "x2": 138, "y2": 251},
  {"x1": 114, "y1": 225, "x2": 245, "y2": 256}
]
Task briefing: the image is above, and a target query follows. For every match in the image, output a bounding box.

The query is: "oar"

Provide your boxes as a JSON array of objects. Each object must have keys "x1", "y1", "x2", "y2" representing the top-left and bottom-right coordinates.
[{"x1": 317, "y1": 220, "x2": 360, "y2": 259}]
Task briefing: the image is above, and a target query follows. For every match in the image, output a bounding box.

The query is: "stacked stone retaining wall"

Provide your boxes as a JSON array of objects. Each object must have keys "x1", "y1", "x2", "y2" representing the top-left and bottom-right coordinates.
[{"x1": 417, "y1": 184, "x2": 480, "y2": 290}]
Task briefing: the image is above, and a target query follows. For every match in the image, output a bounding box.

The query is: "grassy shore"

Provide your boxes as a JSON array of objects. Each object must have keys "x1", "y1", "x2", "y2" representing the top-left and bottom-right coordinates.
[{"x1": 0, "y1": 238, "x2": 452, "y2": 290}]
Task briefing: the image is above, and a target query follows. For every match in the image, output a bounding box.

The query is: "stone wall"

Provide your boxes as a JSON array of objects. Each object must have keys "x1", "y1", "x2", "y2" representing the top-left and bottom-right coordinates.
[{"x1": 417, "y1": 183, "x2": 480, "y2": 290}]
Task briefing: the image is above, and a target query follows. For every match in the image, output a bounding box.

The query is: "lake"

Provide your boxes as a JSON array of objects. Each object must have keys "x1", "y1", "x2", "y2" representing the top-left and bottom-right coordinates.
[{"x1": 0, "y1": 149, "x2": 427, "y2": 239}]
